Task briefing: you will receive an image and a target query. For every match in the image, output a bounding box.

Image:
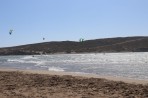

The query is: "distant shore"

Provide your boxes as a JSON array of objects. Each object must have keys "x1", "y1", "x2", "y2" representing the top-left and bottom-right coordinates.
[
  {"x1": 1, "y1": 36, "x2": 148, "y2": 55},
  {"x1": 0, "y1": 68, "x2": 148, "y2": 98}
]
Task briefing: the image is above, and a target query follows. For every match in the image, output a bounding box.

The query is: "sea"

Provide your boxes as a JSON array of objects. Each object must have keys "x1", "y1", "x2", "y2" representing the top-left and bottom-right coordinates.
[{"x1": 0, "y1": 52, "x2": 148, "y2": 80}]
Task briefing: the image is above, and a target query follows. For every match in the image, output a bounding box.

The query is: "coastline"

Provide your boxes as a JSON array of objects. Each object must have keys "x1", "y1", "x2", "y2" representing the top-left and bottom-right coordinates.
[
  {"x1": 0, "y1": 68, "x2": 148, "y2": 98},
  {"x1": 0, "y1": 68, "x2": 148, "y2": 85}
]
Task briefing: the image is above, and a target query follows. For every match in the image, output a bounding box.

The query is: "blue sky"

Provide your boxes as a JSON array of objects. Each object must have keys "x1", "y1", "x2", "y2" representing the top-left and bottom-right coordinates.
[{"x1": 0, "y1": 0, "x2": 148, "y2": 47}]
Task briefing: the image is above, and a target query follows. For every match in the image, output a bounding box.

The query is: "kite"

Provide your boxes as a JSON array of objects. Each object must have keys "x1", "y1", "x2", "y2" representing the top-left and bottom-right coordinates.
[{"x1": 9, "y1": 29, "x2": 13, "y2": 35}]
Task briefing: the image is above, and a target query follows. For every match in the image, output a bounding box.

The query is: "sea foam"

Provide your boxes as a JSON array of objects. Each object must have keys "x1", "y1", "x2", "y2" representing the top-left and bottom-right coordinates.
[{"x1": 48, "y1": 66, "x2": 65, "y2": 72}]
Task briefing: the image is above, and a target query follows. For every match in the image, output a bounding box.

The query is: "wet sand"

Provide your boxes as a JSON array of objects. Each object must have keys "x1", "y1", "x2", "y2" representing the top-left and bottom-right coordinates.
[{"x1": 0, "y1": 69, "x2": 148, "y2": 98}]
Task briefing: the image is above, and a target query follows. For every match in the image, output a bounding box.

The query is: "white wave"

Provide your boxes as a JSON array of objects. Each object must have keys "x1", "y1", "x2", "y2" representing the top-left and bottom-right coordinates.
[
  {"x1": 21, "y1": 56, "x2": 38, "y2": 60},
  {"x1": 7, "y1": 59, "x2": 25, "y2": 63},
  {"x1": 48, "y1": 66, "x2": 65, "y2": 72},
  {"x1": 34, "y1": 61, "x2": 47, "y2": 66},
  {"x1": 7, "y1": 59, "x2": 42, "y2": 65},
  {"x1": 7, "y1": 59, "x2": 17, "y2": 62}
]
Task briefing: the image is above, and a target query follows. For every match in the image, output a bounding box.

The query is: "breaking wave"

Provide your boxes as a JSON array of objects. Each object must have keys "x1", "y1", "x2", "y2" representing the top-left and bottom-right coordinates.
[{"x1": 48, "y1": 66, "x2": 65, "y2": 72}]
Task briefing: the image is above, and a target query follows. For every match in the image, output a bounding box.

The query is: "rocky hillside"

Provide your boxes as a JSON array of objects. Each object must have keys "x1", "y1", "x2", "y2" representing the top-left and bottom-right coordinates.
[{"x1": 0, "y1": 36, "x2": 148, "y2": 55}]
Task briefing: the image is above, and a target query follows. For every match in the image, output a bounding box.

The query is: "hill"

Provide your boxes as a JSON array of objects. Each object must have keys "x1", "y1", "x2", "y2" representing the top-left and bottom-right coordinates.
[{"x1": 0, "y1": 36, "x2": 148, "y2": 55}]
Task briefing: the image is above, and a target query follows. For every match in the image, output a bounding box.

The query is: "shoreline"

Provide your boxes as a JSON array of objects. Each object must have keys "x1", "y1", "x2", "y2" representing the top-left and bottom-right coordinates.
[
  {"x1": 0, "y1": 67, "x2": 148, "y2": 85},
  {"x1": 0, "y1": 68, "x2": 148, "y2": 98}
]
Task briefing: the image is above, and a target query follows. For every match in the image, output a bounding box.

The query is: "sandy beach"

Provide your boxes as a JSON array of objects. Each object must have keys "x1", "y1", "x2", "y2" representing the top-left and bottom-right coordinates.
[{"x1": 0, "y1": 68, "x2": 148, "y2": 98}]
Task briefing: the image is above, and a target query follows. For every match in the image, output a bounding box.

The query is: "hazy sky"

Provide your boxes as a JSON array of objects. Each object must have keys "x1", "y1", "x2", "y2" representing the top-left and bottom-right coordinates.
[{"x1": 0, "y1": 0, "x2": 148, "y2": 47}]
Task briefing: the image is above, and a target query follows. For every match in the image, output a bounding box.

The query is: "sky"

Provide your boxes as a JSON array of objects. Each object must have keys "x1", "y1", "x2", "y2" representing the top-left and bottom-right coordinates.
[{"x1": 0, "y1": 0, "x2": 148, "y2": 47}]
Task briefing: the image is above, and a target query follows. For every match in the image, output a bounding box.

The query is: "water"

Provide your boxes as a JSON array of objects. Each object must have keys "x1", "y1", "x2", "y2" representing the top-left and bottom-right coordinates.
[{"x1": 0, "y1": 52, "x2": 148, "y2": 80}]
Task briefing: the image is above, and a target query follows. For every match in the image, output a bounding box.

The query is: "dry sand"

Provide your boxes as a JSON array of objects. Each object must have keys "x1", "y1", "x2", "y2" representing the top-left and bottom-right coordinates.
[{"x1": 0, "y1": 68, "x2": 148, "y2": 98}]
